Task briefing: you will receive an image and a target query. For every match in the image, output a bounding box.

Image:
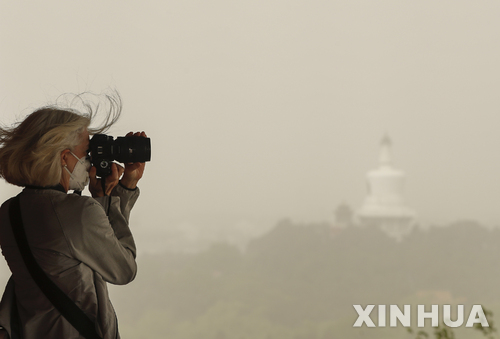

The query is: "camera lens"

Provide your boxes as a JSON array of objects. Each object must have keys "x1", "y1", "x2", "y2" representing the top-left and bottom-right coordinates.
[{"x1": 114, "y1": 136, "x2": 151, "y2": 163}]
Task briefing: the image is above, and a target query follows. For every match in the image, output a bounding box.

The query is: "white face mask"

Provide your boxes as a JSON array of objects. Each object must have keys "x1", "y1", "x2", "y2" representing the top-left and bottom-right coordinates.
[{"x1": 64, "y1": 151, "x2": 91, "y2": 191}]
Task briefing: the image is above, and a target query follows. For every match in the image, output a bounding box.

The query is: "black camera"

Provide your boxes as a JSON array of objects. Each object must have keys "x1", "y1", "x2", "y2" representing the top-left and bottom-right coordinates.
[{"x1": 89, "y1": 134, "x2": 151, "y2": 177}]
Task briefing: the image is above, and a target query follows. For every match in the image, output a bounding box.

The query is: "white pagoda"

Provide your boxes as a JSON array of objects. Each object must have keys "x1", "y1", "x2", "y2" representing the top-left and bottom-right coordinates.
[{"x1": 357, "y1": 135, "x2": 416, "y2": 241}]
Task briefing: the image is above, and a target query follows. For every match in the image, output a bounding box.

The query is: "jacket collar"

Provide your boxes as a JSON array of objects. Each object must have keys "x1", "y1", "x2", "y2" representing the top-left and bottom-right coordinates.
[{"x1": 25, "y1": 184, "x2": 66, "y2": 193}]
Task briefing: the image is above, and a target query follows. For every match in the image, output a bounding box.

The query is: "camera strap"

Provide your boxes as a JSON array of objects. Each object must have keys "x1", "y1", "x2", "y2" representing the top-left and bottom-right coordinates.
[
  {"x1": 8, "y1": 195, "x2": 103, "y2": 339},
  {"x1": 98, "y1": 175, "x2": 114, "y2": 217},
  {"x1": 101, "y1": 179, "x2": 107, "y2": 197}
]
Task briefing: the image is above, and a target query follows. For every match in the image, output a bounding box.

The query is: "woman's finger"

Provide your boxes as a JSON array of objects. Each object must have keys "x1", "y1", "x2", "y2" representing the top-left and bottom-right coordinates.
[
  {"x1": 89, "y1": 166, "x2": 98, "y2": 186},
  {"x1": 110, "y1": 163, "x2": 119, "y2": 181},
  {"x1": 116, "y1": 163, "x2": 125, "y2": 177}
]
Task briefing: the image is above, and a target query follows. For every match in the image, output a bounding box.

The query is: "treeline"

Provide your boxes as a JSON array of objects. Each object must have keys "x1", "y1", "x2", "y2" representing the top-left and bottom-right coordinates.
[{"x1": 110, "y1": 219, "x2": 500, "y2": 339}]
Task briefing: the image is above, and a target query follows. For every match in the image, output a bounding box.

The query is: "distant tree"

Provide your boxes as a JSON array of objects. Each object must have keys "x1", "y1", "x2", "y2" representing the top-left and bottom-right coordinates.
[
  {"x1": 474, "y1": 309, "x2": 497, "y2": 339},
  {"x1": 407, "y1": 308, "x2": 497, "y2": 339}
]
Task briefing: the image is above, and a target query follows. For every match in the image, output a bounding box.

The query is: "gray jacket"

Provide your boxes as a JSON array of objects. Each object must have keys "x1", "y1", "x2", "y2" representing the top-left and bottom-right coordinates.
[{"x1": 0, "y1": 184, "x2": 139, "y2": 338}]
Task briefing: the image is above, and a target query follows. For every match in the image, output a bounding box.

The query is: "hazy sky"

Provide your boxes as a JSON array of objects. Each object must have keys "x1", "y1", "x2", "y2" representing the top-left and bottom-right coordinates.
[{"x1": 1, "y1": 1, "x2": 500, "y2": 238}]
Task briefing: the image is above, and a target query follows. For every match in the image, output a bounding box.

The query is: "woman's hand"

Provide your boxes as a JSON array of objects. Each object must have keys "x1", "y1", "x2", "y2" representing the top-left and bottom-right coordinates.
[
  {"x1": 119, "y1": 131, "x2": 147, "y2": 190},
  {"x1": 89, "y1": 163, "x2": 124, "y2": 197}
]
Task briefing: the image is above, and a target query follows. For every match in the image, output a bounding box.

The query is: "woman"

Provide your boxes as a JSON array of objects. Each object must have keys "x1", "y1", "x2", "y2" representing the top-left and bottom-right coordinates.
[{"x1": 0, "y1": 95, "x2": 146, "y2": 338}]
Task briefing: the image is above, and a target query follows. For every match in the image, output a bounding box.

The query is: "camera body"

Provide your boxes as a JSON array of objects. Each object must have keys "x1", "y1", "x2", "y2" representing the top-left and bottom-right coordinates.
[{"x1": 89, "y1": 134, "x2": 151, "y2": 177}]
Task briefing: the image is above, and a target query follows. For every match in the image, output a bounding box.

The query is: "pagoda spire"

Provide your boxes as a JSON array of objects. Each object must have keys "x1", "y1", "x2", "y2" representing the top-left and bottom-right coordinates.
[{"x1": 379, "y1": 133, "x2": 392, "y2": 167}]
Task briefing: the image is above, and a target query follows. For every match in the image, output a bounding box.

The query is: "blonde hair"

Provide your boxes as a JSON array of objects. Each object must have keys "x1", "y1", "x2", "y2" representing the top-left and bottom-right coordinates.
[{"x1": 0, "y1": 92, "x2": 121, "y2": 187}]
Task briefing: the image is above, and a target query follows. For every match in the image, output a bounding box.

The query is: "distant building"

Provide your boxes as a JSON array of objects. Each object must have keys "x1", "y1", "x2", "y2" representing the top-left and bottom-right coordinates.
[{"x1": 357, "y1": 134, "x2": 416, "y2": 241}]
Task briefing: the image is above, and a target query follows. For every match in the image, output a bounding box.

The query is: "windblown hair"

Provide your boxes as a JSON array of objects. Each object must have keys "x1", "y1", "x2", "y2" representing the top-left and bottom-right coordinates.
[{"x1": 0, "y1": 92, "x2": 121, "y2": 187}]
